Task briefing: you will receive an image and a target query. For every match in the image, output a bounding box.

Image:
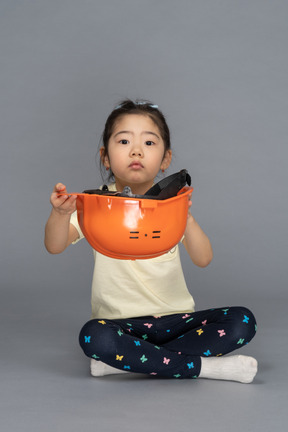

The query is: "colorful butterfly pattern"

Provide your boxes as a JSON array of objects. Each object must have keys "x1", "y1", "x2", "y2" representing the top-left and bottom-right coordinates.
[
  {"x1": 218, "y1": 329, "x2": 226, "y2": 337},
  {"x1": 81, "y1": 306, "x2": 256, "y2": 380},
  {"x1": 144, "y1": 323, "x2": 153, "y2": 328}
]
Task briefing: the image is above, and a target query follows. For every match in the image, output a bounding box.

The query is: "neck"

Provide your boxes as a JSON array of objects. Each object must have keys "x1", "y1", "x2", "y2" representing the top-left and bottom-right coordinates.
[{"x1": 115, "y1": 180, "x2": 154, "y2": 195}]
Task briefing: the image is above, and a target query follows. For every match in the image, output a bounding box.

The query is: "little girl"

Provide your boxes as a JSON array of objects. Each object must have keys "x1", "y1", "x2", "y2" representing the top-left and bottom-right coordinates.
[{"x1": 45, "y1": 99, "x2": 257, "y2": 383}]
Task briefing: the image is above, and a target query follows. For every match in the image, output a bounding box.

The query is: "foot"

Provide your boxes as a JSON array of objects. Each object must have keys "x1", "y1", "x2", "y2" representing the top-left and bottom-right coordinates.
[
  {"x1": 199, "y1": 355, "x2": 258, "y2": 383},
  {"x1": 90, "y1": 359, "x2": 129, "y2": 377}
]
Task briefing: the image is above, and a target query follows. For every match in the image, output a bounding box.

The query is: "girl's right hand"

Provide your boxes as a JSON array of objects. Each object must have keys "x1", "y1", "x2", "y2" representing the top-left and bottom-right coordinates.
[{"x1": 50, "y1": 183, "x2": 77, "y2": 215}]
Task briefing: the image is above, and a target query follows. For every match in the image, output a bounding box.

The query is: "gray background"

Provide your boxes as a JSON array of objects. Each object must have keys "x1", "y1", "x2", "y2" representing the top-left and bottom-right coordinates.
[{"x1": 1, "y1": 0, "x2": 287, "y2": 431}]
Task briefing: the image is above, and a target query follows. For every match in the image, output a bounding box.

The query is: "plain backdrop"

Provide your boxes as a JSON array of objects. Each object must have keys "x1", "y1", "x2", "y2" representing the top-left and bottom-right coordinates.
[{"x1": 1, "y1": 1, "x2": 287, "y2": 431}]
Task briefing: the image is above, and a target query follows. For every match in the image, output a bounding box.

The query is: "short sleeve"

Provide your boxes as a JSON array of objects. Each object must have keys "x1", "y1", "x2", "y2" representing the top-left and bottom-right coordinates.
[{"x1": 70, "y1": 211, "x2": 84, "y2": 244}]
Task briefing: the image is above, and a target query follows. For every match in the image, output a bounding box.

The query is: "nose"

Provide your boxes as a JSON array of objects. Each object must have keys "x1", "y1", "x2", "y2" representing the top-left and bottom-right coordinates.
[{"x1": 130, "y1": 143, "x2": 143, "y2": 158}]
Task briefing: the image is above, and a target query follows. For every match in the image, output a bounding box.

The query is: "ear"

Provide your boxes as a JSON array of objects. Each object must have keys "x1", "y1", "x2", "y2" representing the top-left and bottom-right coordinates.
[
  {"x1": 160, "y1": 149, "x2": 172, "y2": 171},
  {"x1": 99, "y1": 147, "x2": 110, "y2": 169}
]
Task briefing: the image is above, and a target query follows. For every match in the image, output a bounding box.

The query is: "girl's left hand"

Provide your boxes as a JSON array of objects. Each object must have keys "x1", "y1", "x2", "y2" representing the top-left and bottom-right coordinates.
[{"x1": 187, "y1": 193, "x2": 193, "y2": 220}]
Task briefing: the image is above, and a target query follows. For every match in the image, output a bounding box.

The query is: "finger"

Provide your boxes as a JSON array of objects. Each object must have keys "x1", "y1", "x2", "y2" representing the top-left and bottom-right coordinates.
[
  {"x1": 51, "y1": 188, "x2": 73, "y2": 204},
  {"x1": 59, "y1": 195, "x2": 77, "y2": 212},
  {"x1": 51, "y1": 194, "x2": 77, "y2": 213},
  {"x1": 51, "y1": 193, "x2": 69, "y2": 207},
  {"x1": 56, "y1": 186, "x2": 69, "y2": 199},
  {"x1": 58, "y1": 194, "x2": 77, "y2": 206},
  {"x1": 54, "y1": 183, "x2": 67, "y2": 193}
]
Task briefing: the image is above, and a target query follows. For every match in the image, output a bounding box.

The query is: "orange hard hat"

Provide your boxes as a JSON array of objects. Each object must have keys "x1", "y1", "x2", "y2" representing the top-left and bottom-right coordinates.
[{"x1": 68, "y1": 170, "x2": 193, "y2": 260}]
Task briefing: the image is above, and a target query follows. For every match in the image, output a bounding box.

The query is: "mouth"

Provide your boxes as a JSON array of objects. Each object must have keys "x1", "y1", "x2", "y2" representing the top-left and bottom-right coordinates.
[{"x1": 129, "y1": 161, "x2": 144, "y2": 169}]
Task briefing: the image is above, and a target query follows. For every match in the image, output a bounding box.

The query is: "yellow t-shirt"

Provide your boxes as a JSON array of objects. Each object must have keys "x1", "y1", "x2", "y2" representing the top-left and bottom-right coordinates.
[{"x1": 70, "y1": 184, "x2": 195, "y2": 319}]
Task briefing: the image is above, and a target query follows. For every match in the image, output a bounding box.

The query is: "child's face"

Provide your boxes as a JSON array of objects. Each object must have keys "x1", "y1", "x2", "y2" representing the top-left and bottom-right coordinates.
[{"x1": 102, "y1": 114, "x2": 172, "y2": 194}]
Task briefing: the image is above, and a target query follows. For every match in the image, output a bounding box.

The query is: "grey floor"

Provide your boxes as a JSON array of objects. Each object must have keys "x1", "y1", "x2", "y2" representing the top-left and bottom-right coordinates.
[{"x1": 1, "y1": 286, "x2": 287, "y2": 432}]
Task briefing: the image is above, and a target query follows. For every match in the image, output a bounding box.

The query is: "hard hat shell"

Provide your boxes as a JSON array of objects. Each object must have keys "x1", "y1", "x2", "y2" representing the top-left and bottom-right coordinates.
[
  {"x1": 62, "y1": 170, "x2": 193, "y2": 259},
  {"x1": 75, "y1": 186, "x2": 193, "y2": 259}
]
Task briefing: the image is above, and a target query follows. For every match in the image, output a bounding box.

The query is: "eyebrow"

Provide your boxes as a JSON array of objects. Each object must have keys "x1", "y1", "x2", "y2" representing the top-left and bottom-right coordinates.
[{"x1": 113, "y1": 130, "x2": 160, "y2": 139}]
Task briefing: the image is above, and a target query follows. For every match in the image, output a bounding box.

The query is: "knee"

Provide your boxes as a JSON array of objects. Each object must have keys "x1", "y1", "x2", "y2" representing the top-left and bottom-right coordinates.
[
  {"x1": 228, "y1": 306, "x2": 257, "y2": 343},
  {"x1": 79, "y1": 319, "x2": 118, "y2": 359}
]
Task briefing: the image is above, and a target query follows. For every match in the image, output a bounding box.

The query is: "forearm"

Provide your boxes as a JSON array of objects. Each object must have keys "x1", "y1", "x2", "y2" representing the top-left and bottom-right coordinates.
[
  {"x1": 44, "y1": 209, "x2": 72, "y2": 254},
  {"x1": 45, "y1": 183, "x2": 78, "y2": 253},
  {"x1": 183, "y1": 213, "x2": 213, "y2": 267}
]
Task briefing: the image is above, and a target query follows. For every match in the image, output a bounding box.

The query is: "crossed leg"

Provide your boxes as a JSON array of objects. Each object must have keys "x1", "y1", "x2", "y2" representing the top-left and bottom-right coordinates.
[{"x1": 79, "y1": 306, "x2": 257, "y2": 382}]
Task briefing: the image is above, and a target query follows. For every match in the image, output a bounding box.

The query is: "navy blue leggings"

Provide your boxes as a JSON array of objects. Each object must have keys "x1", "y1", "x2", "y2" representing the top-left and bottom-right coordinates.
[{"x1": 79, "y1": 306, "x2": 257, "y2": 379}]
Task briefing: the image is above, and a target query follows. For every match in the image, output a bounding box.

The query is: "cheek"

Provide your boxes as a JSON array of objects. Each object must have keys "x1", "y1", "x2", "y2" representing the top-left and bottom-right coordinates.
[
  {"x1": 110, "y1": 145, "x2": 128, "y2": 161},
  {"x1": 108, "y1": 151, "x2": 125, "y2": 171}
]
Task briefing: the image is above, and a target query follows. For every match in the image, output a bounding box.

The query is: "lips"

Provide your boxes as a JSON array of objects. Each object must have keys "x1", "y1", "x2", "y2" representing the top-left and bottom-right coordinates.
[{"x1": 129, "y1": 161, "x2": 144, "y2": 169}]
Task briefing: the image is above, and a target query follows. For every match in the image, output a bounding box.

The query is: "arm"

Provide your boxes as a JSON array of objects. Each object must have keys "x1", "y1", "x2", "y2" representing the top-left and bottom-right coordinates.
[
  {"x1": 182, "y1": 196, "x2": 213, "y2": 268},
  {"x1": 44, "y1": 183, "x2": 79, "y2": 254}
]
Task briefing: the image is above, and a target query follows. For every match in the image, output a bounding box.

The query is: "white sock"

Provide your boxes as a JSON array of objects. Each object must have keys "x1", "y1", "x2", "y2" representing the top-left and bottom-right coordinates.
[
  {"x1": 90, "y1": 359, "x2": 129, "y2": 377},
  {"x1": 199, "y1": 355, "x2": 258, "y2": 383}
]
